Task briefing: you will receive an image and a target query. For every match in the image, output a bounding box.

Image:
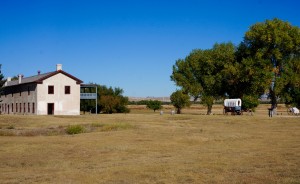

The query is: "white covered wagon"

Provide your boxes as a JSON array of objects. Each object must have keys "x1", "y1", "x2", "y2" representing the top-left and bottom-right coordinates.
[
  {"x1": 224, "y1": 98, "x2": 242, "y2": 115},
  {"x1": 288, "y1": 107, "x2": 300, "y2": 116}
]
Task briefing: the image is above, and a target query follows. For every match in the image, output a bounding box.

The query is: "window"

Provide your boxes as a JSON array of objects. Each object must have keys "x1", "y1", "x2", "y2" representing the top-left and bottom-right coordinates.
[
  {"x1": 32, "y1": 103, "x2": 35, "y2": 114},
  {"x1": 28, "y1": 103, "x2": 30, "y2": 113},
  {"x1": 48, "y1": 86, "x2": 54, "y2": 94},
  {"x1": 65, "y1": 86, "x2": 71, "y2": 94}
]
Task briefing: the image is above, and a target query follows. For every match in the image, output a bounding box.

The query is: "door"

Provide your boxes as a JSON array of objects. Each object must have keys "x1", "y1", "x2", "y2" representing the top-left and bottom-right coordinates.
[{"x1": 47, "y1": 103, "x2": 54, "y2": 115}]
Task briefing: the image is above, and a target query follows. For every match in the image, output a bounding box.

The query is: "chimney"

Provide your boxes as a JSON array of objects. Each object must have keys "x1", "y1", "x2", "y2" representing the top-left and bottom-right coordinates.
[
  {"x1": 18, "y1": 74, "x2": 22, "y2": 84},
  {"x1": 4, "y1": 77, "x2": 11, "y2": 86},
  {"x1": 56, "y1": 64, "x2": 62, "y2": 71}
]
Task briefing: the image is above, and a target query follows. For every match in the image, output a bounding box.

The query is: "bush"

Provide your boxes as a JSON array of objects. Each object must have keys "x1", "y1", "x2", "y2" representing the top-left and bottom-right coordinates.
[
  {"x1": 7, "y1": 125, "x2": 15, "y2": 129},
  {"x1": 242, "y1": 95, "x2": 260, "y2": 111},
  {"x1": 170, "y1": 90, "x2": 190, "y2": 114},
  {"x1": 146, "y1": 100, "x2": 162, "y2": 112},
  {"x1": 66, "y1": 125, "x2": 85, "y2": 135}
]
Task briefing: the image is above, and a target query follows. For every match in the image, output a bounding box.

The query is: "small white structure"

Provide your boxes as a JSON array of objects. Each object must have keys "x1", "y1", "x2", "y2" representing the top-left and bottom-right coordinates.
[
  {"x1": 0, "y1": 64, "x2": 83, "y2": 115},
  {"x1": 224, "y1": 98, "x2": 242, "y2": 115},
  {"x1": 289, "y1": 107, "x2": 300, "y2": 115}
]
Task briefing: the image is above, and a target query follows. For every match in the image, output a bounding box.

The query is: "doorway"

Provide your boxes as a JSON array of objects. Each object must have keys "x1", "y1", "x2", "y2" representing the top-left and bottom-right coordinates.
[{"x1": 47, "y1": 103, "x2": 54, "y2": 115}]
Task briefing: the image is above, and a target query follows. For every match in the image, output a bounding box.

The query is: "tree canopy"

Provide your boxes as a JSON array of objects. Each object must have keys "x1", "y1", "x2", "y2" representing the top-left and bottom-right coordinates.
[
  {"x1": 170, "y1": 90, "x2": 190, "y2": 114},
  {"x1": 171, "y1": 18, "x2": 300, "y2": 112},
  {"x1": 81, "y1": 84, "x2": 129, "y2": 114},
  {"x1": 240, "y1": 18, "x2": 300, "y2": 108},
  {"x1": 146, "y1": 100, "x2": 162, "y2": 112},
  {"x1": 171, "y1": 43, "x2": 236, "y2": 114},
  {"x1": 278, "y1": 56, "x2": 300, "y2": 107}
]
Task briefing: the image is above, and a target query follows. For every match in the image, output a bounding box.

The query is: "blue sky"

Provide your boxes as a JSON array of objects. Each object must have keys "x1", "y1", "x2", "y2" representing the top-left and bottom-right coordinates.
[{"x1": 1, "y1": 0, "x2": 299, "y2": 97}]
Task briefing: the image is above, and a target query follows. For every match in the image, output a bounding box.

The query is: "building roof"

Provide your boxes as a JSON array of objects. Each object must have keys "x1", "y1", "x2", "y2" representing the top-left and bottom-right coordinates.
[{"x1": 4, "y1": 70, "x2": 83, "y2": 87}]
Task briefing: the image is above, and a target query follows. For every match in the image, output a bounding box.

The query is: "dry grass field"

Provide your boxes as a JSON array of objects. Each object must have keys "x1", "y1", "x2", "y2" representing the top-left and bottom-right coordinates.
[{"x1": 0, "y1": 104, "x2": 299, "y2": 184}]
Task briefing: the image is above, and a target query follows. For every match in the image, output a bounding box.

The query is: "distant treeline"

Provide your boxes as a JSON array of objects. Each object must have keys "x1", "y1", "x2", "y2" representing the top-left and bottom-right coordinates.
[{"x1": 128, "y1": 100, "x2": 172, "y2": 105}]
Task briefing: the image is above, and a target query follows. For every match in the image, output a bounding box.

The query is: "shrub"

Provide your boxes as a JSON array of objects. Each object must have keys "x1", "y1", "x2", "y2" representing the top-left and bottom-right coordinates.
[
  {"x1": 242, "y1": 95, "x2": 260, "y2": 111},
  {"x1": 66, "y1": 125, "x2": 85, "y2": 135},
  {"x1": 146, "y1": 100, "x2": 162, "y2": 112},
  {"x1": 170, "y1": 90, "x2": 190, "y2": 114},
  {"x1": 7, "y1": 125, "x2": 15, "y2": 129}
]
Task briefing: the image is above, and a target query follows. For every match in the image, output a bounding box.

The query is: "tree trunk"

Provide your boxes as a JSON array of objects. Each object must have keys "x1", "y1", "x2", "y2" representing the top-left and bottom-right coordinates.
[
  {"x1": 270, "y1": 87, "x2": 277, "y2": 116},
  {"x1": 270, "y1": 63, "x2": 278, "y2": 115},
  {"x1": 207, "y1": 105, "x2": 212, "y2": 115},
  {"x1": 177, "y1": 108, "x2": 181, "y2": 114}
]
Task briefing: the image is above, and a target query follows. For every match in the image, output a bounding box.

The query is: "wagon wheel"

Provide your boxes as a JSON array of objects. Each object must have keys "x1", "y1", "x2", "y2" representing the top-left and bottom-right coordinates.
[
  {"x1": 287, "y1": 108, "x2": 292, "y2": 115},
  {"x1": 223, "y1": 108, "x2": 227, "y2": 115}
]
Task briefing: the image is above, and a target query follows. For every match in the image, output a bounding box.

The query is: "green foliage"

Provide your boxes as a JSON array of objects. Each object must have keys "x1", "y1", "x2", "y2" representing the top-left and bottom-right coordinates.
[
  {"x1": 146, "y1": 100, "x2": 162, "y2": 112},
  {"x1": 201, "y1": 95, "x2": 215, "y2": 115},
  {"x1": 222, "y1": 56, "x2": 272, "y2": 99},
  {"x1": 170, "y1": 90, "x2": 190, "y2": 114},
  {"x1": 98, "y1": 86, "x2": 129, "y2": 114},
  {"x1": 171, "y1": 43, "x2": 235, "y2": 113},
  {"x1": 240, "y1": 18, "x2": 300, "y2": 107},
  {"x1": 80, "y1": 84, "x2": 129, "y2": 114},
  {"x1": 278, "y1": 56, "x2": 300, "y2": 107},
  {"x1": 137, "y1": 100, "x2": 151, "y2": 105},
  {"x1": 66, "y1": 125, "x2": 85, "y2": 135},
  {"x1": 241, "y1": 95, "x2": 260, "y2": 111},
  {"x1": 171, "y1": 18, "x2": 300, "y2": 111}
]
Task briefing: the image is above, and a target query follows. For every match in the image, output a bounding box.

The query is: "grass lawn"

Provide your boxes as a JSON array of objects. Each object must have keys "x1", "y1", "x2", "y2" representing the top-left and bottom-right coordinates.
[{"x1": 0, "y1": 105, "x2": 299, "y2": 183}]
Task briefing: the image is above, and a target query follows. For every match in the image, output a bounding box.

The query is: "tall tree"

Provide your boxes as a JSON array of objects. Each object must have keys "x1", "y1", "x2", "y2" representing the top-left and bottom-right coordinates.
[
  {"x1": 221, "y1": 52, "x2": 273, "y2": 112},
  {"x1": 240, "y1": 18, "x2": 300, "y2": 110},
  {"x1": 171, "y1": 43, "x2": 235, "y2": 114}
]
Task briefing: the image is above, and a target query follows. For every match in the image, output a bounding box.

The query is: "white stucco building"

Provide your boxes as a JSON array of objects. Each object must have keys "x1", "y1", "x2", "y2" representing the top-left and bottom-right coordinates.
[{"x1": 0, "y1": 64, "x2": 83, "y2": 115}]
